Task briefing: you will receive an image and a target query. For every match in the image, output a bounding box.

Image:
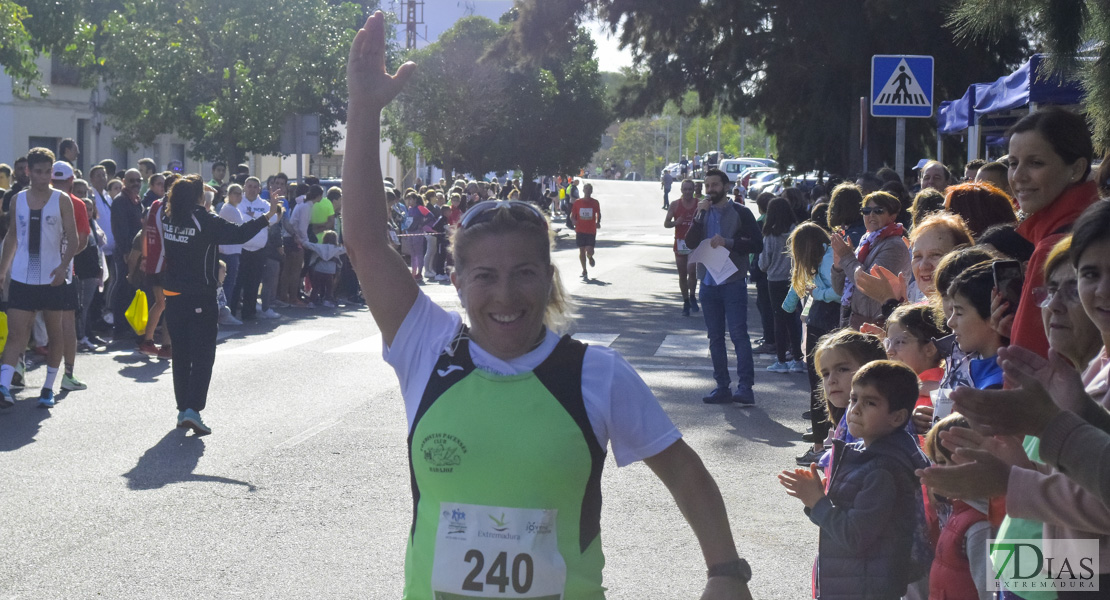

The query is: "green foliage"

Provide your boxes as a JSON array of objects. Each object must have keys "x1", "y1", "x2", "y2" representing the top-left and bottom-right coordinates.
[
  {"x1": 0, "y1": 0, "x2": 99, "y2": 96},
  {"x1": 93, "y1": 0, "x2": 366, "y2": 165},
  {"x1": 384, "y1": 14, "x2": 609, "y2": 180},
  {"x1": 509, "y1": 0, "x2": 1030, "y2": 175},
  {"x1": 950, "y1": 0, "x2": 1110, "y2": 149}
]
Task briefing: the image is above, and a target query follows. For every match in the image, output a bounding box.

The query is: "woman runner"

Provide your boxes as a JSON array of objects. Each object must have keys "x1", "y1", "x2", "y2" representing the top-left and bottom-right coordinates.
[{"x1": 342, "y1": 12, "x2": 753, "y2": 600}]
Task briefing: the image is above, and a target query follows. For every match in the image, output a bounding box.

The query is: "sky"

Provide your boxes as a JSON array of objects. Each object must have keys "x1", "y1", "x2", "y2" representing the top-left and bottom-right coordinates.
[{"x1": 388, "y1": 0, "x2": 633, "y2": 72}]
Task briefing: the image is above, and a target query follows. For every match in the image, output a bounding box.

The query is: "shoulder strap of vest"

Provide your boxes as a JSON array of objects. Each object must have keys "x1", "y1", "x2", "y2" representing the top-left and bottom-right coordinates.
[{"x1": 533, "y1": 334, "x2": 607, "y2": 553}]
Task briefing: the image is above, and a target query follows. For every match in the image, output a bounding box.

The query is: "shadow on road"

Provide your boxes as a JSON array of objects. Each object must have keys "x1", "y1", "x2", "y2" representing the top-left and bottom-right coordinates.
[
  {"x1": 123, "y1": 429, "x2": 256, "y2": 491},
  {"x1": 114, "y1": 353, "x2": 170, "y2": 383},
  {"x1": 0, "y1": 399, "x2": 51, "y2": 452},
  {"x1": 722, "y1": 408, "x2": 803, "y2": 448}
]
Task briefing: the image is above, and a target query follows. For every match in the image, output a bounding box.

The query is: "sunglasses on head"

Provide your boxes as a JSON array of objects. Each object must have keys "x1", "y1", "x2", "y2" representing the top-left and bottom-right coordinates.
[
  {"x1": 459, "y1": 200, "x2": 547, "y2": 229},
  {"x1": 860, "y1": 206, "x2": 887, "y2": 216}
]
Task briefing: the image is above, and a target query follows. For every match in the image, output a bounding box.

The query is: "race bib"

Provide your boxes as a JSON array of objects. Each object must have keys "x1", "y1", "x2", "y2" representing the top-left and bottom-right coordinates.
[
  {"x1": 577, "y1": 207, "x2": 594, "y2": 220},
  {"x1": 676, "y1": 239, "x2": 691, "y2": 255},
  {"x1": 432, "y1": 503, "x2": 565, "y2": 600}
]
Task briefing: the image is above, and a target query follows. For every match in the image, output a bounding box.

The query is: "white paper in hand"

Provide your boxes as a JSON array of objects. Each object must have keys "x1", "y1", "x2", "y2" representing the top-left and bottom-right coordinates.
[{"x1": 688, "y1": 240, "x2": 738, "y2": 283}]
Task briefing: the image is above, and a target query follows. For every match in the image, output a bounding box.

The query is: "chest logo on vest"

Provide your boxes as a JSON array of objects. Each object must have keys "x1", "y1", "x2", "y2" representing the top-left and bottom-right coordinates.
[{"x1": 421, "y1": 433, "x2": 467, "y2": 473}]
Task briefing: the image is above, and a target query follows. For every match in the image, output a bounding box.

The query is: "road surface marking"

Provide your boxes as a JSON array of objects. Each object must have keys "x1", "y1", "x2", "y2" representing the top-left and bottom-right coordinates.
[
  {"x1": 654, "y1": 334, "x2": 710, "y2": 358},
  {"x1": 274, "y1": 417, "x2": 343, "y2": 451},
  {"x1": 572, "y1": 333, "x2": 619, "y2": 347},
  {"x1": 325, "y1": 334, "x2": 383, "y2": 354},
  {"x1": 220, "y1": 330, "x2": 335, "y2": 355}
]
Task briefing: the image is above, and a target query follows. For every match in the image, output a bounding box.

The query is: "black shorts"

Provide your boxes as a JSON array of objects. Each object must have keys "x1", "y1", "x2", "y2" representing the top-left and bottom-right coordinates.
[
  {"x1": 7, "y1": 280, "x2": 71, "y2": 312},
  {"x1": 575, "y1": 233, "x2": 596, "y2": 248}
]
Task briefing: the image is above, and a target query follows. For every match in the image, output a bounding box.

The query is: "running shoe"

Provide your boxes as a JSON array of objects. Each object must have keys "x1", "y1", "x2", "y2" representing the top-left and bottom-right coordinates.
[
  {"x1": 788, "y1": 359, "x2": 807, "y2": 373},
  {"x1": 176, "y1": 411, "x2": 187, "y2": 428},
  {"x1": 157, "y1": 345, "x2": 172, "y2": 360},
  {"x1": 78, "y1": 337, "x2": 98, "y2": 352},
  {"x1": 11, "y1": 362, "x2": 25, "y2": 391},
  {"x1": 766, "y1": 361, "x2": 790, "y2": 373},
  {"x1": 322, "y1": 300, "x2": 337, "y2": 308},
  {"x1": 38, "y1": 388, "x2": 55, "y2": 408},
  {"x1": 178, "y1": 409, "x2": 211, "y2": 435},
  {"x1": 137, "y1": 340, "x2": 159, "y2": 357},
  {"x1": 259, "y1": 309, "x2": 280, "y2": 319},
  {"x1": 0, "y1": 385, "x2": 13, "y2": 408},
  {"x1": 732, "y1": 388, "x2": 756, "y2": 406},
  {"x1": 753, "y1": 341, "x2": 776, "y2": 355},
  {"x1": 702, "y1": 387, "x2": 733, "y2": 404},
  {"x1": 218, "y1": 312, "x2": 243, "y2": 326},
  {"x1": 795, "y1": 448, "x2": 824, "y2": 466},
  {"x1": 61, "y1": 374, "x2": 87, "y2": 391},
  {"x1": 581, "y1": 270, "x2": 588, "y2": 280},
  {"x1": 288, "y1": 299, "x2": 310, "y2": 308},
  {"x1": 87, "y1": 335, "x2": 108, "y2": 347},
  {"x1": 588, "y1": 255, "x2": 596, "y2": 267},
  {"x1": 271, "y1": 299, "x2": 290, "y2": 308}
]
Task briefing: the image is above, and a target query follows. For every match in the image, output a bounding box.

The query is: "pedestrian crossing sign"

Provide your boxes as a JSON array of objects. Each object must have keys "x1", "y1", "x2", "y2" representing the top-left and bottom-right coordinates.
[{"x1": 871, "y1": 55, "x2": 934, "y2": 118}]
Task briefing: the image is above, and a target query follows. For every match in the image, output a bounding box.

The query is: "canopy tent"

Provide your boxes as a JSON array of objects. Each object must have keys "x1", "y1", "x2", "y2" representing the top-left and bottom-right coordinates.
[{"x1": 934, "y1": 54, "x2": 1085, "y2": 163}]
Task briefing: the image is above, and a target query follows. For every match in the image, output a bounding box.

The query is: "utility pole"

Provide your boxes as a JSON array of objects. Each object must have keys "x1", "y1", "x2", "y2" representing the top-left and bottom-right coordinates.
[{"x1": 399, "y1": 0, "x2": 424, "y2": 49}]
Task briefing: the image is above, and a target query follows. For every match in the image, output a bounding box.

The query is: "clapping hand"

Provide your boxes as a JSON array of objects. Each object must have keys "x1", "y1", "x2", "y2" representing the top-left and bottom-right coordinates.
[
  {"x1": 829, "y1": 232, "x2": 853, "y2": 264},
  {"x1": 778, "y1": 463, "x2": 826, "y2": 508},
  {"x1": 347, "y1": 11, "x2": 416, "y2": 110},
  {"x1": 854, "y1": 265, "x2": 907, "y2": 304}
]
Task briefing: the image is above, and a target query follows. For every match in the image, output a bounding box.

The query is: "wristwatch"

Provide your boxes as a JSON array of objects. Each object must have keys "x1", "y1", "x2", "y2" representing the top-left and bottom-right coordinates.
[{"x1": 707, "y1": 558, "x2": 752, "y2": 583}]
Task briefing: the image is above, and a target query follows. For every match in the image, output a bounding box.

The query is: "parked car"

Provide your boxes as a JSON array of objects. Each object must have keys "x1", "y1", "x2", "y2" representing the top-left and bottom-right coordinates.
[
  {"x1": 624, "y1": 171, "x2": 642, "y2": 181},
  {"x1": 718, "y1": 158, "x2": 771, "y2": 183},
  {"x1": 660, "y1": 163, "x2": 682, "y2": 179}
]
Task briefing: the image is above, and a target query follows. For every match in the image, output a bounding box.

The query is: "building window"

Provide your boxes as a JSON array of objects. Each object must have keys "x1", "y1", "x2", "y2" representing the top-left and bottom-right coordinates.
[
  {"x1": 29, "y1": 136, "x2": 59, "y2": 153},
  {"x1": 50, "y1": 55, "x2": 82, "y2": 87}
]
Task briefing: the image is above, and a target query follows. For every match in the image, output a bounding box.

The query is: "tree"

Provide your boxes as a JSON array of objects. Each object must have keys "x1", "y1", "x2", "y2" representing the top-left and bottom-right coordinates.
[
  {"x1": 384, "y1": 14, "x2": 609, "y2": 189},
  {"x1": 0, "y1": 0, "x2": 99, "y2": 95},
  {"x1": 92, "y1": 0, "x2": 366, "y2": 166},
  {"x1": 949, "y1": 0, "x2": 1110, "y2": 148},
  {"x1": 504, "y1": 0, "x2": 1030, "y2": 175}
]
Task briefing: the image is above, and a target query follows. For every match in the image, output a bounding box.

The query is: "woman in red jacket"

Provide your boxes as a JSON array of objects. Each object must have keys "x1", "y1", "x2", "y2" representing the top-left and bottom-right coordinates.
[{"x1": 998, "y1": 107, "x2": 1098, "y2": 359}]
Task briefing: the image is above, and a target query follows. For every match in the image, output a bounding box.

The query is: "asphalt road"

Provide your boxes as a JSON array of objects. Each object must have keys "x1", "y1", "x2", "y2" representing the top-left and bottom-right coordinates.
[{"x1": 0, "y1": 179, "x2": 817, "y2": 599}]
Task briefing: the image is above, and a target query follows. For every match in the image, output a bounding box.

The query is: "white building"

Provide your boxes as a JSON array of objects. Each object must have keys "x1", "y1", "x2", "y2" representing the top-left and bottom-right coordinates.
[{"x1": 1, "y1": 56, "x2": 404, "y2": 183}]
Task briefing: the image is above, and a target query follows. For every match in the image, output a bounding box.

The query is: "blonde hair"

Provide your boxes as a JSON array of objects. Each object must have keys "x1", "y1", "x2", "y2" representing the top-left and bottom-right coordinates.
[
  {"x1": 787, "y1": 222, "x2": 830, "y2": 297},
  {"x1": 449, "y1": 207, "x2": 573, "y2": 333}
]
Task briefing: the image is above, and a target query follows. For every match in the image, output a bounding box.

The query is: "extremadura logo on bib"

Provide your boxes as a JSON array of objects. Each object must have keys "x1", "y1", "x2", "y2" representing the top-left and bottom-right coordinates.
[{"x1": 433, "y1": 502, "x2": 566, "y2": 600}]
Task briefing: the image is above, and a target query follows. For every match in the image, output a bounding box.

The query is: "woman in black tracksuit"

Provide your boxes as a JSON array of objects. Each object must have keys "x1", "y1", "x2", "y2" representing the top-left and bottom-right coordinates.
[{"x1": 160, "y1": 175, "x2": 281, "y2": 435}]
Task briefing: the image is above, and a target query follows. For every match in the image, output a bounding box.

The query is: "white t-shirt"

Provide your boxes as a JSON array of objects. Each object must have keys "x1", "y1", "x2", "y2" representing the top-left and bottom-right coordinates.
[
  {"x1": 239, "y1": 196, "x2": 273, "y2": 251},
  {"x1": 217, "y1": 201, "x2": 245, "y2": 255},
  {"x1": 384, "y1": 293, "x2": 681, "y2": 467}
]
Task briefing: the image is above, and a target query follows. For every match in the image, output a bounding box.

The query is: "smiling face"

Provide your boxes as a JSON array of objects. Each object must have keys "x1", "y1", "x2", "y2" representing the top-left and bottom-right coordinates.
[
  {"x1": 911, "y1": 227, "x2": 957, "y2": 298},
  {"x1": 818, "y1": 347, "x2": 862, "y2": 409},
  {"x1": 1078, "y1": 237, "x2": 1110, "y2": 348},
  {"x1": 453, "y1": 231, "x2": 554, "y2": 361},
  {"x1": 1007, "y1": 130, "x2": 1087, "y2": 215},
  {"x1": 846, "y1": 383, "x2": 906, "y2": 446},
  {"x1": 1042, "y1": 262, "x2": 1101, "y2": 366},
  {"x1": 862, "y1": 200, "x2": 896, "y2": 232}
]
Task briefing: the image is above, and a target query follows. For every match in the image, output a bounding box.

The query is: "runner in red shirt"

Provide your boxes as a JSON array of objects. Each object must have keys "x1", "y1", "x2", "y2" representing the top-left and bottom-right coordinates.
[
  {"x1": 664, "y1": 178, "x2": 699, "y2": 316},
  {"x1": 570, "y1": 182, "x2": 601, "y2": 280}
]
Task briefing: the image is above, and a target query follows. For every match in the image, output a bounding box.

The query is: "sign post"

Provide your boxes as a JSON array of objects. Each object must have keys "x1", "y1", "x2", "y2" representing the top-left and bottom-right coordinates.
[{"x1": 871, "y1": 55, "x2": 934, "y2": 180}]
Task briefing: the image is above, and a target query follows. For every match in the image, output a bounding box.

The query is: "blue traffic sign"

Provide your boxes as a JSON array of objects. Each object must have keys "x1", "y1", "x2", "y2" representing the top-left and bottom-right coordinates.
[{"x1": 871, "y1": 55, "x2": 934, "y2": 118}]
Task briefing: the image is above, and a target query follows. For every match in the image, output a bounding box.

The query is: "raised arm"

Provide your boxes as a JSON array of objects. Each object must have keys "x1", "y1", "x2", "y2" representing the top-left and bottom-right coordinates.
[{"x1": 342, "y1": 11, "x2": 417, "y2": 345}]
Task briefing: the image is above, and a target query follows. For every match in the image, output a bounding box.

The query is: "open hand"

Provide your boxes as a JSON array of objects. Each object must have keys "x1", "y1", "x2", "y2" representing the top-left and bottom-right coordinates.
[
  {"x1": 778, "y1": 464, "x2": 825, "y2": 508},
  {"x1": 347, "y1": 11, "x2": 416, "y2": 109},
  {"x1": 854, "y1": 265, "x2": 906, "y2": 304},
  {"x1": 998, "y1": 346, "x2": 1091, "y2": 414},
  {"x1": 918, "y1": 447, "x2": 1015, "y2": 500},
  {"x1": 950, "y1": 362, "x2": 1062, "y2": 437},
  {"x1": 829, "y1": 232, "x2": 852, "y2": 263}
]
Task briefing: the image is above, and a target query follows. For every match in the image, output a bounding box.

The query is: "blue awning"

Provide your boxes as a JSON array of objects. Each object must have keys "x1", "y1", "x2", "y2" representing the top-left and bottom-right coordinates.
[{"x1": 938, "y1": 54, "x2": 1085, "y2": 134}]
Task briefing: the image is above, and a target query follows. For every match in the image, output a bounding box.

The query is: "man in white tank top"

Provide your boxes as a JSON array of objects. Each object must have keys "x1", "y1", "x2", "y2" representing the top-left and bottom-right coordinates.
[{"x1": 0, "y1": 149, "x2": 80, "y2": 408}]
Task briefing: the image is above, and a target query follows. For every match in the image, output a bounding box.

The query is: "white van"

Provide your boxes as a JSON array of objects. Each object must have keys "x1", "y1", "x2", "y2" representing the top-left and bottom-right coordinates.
[{"x1": 718, "y1": 158, "x2": 770, "y2": 183}]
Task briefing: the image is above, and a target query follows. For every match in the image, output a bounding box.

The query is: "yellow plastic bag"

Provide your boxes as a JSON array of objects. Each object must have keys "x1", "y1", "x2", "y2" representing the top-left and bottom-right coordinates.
[
  {"x1": 126, "y1": 289, "x2": 148, "y2": 335},
  {"x1": 0, "y1": 311, "x2": 8, "y2": 354}
]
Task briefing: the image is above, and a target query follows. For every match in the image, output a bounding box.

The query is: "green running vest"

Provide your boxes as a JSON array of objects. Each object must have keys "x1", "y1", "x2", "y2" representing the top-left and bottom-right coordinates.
[{"x1": 404, "y1": 331, "x2": 606, "y2": 599}]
